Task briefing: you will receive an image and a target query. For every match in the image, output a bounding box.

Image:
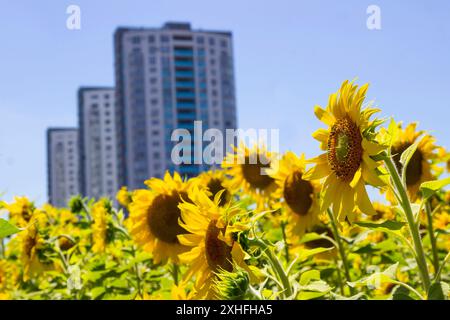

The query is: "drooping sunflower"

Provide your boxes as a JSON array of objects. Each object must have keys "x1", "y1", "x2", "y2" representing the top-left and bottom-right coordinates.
[
  {"x1": 267, "y1": 152, "x2": 321, "y2": 240},
  {"x1": 383, "y1": 122, "x2": 441, "y2": 202},
  {"x1": 91, "y1": 200, "x2": 109, "y2": 254},
  {"x1": 178, "y1": 188, "x2": 257, "y2": 299},
  {"x1": 4, "y1": 197, "x2": 34, "y2": 228},
  {"x1": 303, "y1": 80, "x2": 386, "y2": 222},
  {"x1": 193, "y1": 170, "x2": 232, "y2": 207},
  {"x1": 128, "y1": 171, "x2": 194, "y2": 264},
  {"x1": 222, "y1": 143, "x2": 277, "y2": 209},
  {"x1": 19, "y1": 224, "x2": 47, "y2": 281}
]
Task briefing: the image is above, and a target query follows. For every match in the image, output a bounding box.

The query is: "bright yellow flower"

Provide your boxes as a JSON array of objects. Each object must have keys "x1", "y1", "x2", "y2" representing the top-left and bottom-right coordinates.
[
  {"x1": 268, "y1": 152, "x2": 321, "y2": 240},
  {"x1": 116, "y1": 186, "x2": 132, "y2": 209},
  {"x1": 178, "y1": 188, "x2": 256, "y2": 299},
  {"x1": 303, "y1": 80, "x2": 385, "y2": 222},
  {"x1": 193, "y1": 170, "x2": 232, "y2": 207},
  {"x1": 91, "y1": 200, "x2": 109, "y2": 253},
  {"x1": 222, "y1": 143, "x2": 277, "y2": 209},
  {"x1": 4, "y1": 197, "x2": 34, "y2": 228},
  {"x1": 128, "y1": 172, "x2": 193, "y2": 264},
  {"x1": 371, "y1": 202, "x2": 396, "y2": 221},
  {"x1": 383, "y1": 122, "x2": 441, "y2": 202},
  {"x1": 19, "y1": 225, "x2": 47, "y2": 281},
  {"x1": 433, "y1": 211, "x2": 449, "y2": 231}
]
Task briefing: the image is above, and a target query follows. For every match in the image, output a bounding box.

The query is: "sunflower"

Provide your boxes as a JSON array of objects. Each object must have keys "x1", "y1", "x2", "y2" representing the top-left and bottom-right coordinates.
[
  {"x1": 178, "y1": 188, "x2": 256, "y2": 299},
  {"x1": 19, "y1": 225, "x2": 46, "y2": 281},
  {"x1": 4, "y1": 197, "x2": 34, "y2": 228},
  {"x1": 0, "y1": 260, "x2": 18, "y2": 294},
  {"x1": 267, "y1": 152, "x2": 321, "y2": 240},
  {"x1": 128, "y1": 172, "x2": 193, "y2": 264},
  {"x1": 116, "y1": 186, "x2": 132, "y2": 209},
  {"x1": 222, "y1": 143, "x2": 277, "y2": 209},
  {"x1": 303, "y1": 80, "x2": 385, "y2": 222},
  {"x1": 370, "y1": 202, "x2": 396, "y2": 221},
  {"x1": 383, "y1": 122, "x2": 441, "y2": 202},
  {"x1": 193, "y1": 170, "x2": 232, "y2": 207},
  {"x1": 91, "y1": 200, "x2": 109, "y2": 253}
]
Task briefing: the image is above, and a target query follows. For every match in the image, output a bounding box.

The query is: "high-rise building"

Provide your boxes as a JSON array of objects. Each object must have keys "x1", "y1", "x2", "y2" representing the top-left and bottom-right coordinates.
[
  {"x1": 78, "y1": 87, "x2": 119, "y2": 200},
  {"x1": 47, "y1": 128, "x2": 80, "y2": 207},
  {"x1": 114, "y1": 22, "x2": 237, "y2": 189}
]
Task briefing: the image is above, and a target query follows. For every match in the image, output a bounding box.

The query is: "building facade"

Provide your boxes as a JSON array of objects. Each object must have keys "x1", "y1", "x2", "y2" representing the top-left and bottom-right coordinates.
[
  {"x1": 47, "y1": 128, "x2": 80, "y2": 207},
  {"x1": 114, "y1": 22, "x2": 237, "y2": 189},
  {"x1": 78, "y1": 87, "x2": 119, "y2": 200}
]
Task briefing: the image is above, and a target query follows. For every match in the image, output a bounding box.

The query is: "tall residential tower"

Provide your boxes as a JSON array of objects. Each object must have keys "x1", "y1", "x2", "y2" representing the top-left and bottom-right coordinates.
[
  {"x1": 114, "y1": 22, "x2": 237, "y2": 189},
  {"x1": 78, "y1": 87, "x2": 119, "y2": 200},
  {"x1": 47, "y1": 128, "x2": 80, "y2": 207}
]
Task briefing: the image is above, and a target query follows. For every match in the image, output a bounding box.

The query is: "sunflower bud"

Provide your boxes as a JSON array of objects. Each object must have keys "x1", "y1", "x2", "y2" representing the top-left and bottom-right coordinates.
[
  {"x1": 213, "y1": 266, "x2": 249, "y2": 300},
  {"x1": 68, "y1": 196, "x2": 84, "y2": 213}
]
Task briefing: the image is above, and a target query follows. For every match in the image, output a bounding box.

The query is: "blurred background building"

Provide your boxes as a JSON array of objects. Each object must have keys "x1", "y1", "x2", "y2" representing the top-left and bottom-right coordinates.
[
  {"x1": 114, "y1": 22, "x2": 237, "y2": 189},
  {"x1": 78, "y1": 87, "x2": 118, "y2": 200},
  {"x1": 47, "y1": 128, "x2": 80, "y2": 207},
  {"x1": 47, "y1": 22, "x2": 237, "y2": 204}
]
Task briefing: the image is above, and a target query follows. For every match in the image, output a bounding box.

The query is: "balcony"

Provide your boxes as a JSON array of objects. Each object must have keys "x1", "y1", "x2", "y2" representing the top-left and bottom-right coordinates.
[
  {"x1": 176, "y1": 81, "x2": 195, "y2": 88},
  {"x1": 176, "y1": 91, "x2": 195, "y2": 99},
  {"x1": 174, "y1": 60, "x2": 193, "y2": 68},
  {"x1": 177, "y1": 102, "x2": 195, "y2": 109},
  {"x1": 174, "y1": 49, "x2": 193, "y2": 57},
  {"x1": 177, "y1": 112, "x2": 196, "y2": 120},
  {"x1": 175, "y1": 70, "x2": 194, "y2": 78}
]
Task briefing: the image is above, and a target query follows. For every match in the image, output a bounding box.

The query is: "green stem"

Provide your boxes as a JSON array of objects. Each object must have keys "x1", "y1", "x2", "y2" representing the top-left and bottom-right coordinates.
[
  {"x1": 249, "y1": 238, "x2": 293, "y2": 299},
  {"x1": 425, "y1": 202, "x2": 440, "y2": 278},
  {"x1": 131, "y1": 246, "x2": 143, "y2": 298},
  {"x1": 0, "y1": 238, "x2": 5, "y2": 259},
  {"x1": 384, "y1": 156, "x2": 431, "y2": 292},
  {"x1": 333, "y1": 257, "x2": 345, "y2": 295},
  {"x1": 327, "y1": 208, "x2": 354, "y2": 295},
  {"x1": 172, "y1": 263, "x2": 179, "y2": 286},
  {"x1": 392, "y1": 280, "x2": 425, "y2": 300},
  {"x1": 280, "y1": 221, "x2": 290, "y2": 263}
]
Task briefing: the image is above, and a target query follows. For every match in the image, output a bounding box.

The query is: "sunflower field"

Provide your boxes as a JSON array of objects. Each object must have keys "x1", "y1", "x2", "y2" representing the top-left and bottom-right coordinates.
[{"x1": 0, "y1": 80, "x2": 449, "y2": 300}]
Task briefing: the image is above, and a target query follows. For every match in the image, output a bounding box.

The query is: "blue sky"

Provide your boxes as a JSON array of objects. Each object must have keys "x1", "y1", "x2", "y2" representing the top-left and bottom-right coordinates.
[{"x1": 0, "y1": 0, "x2": 449, "y2": 204}]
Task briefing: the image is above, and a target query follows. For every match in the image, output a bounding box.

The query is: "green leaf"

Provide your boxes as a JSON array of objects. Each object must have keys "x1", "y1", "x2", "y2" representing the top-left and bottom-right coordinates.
[
  {"x1": 399, "y1": 136, "x2": 422, "y2": 168},
  {"x1": 297, "y1": 290, "x2": 328, "y2": 300},
  {"x1": 420, "y1": 177, "x2": 450, "y2": 200},
  {"x1": 355, "y1": 220, "x2": 406, "y2": 231},
  {"x1": 299, "y1": 270, "x2": 321, "y2": 286},
  {"x1": 296, "y1": 247, "x2": 333, "y2": 261},
  {"x1": 392, "y1": 286, "x2": 415, "y2": 300},
  {"x1": 348, "y1": 263, "x2": 399, "y2": 288},
  {"x1": 90, "y1": 287, "x2": 106, "y2": 300},
  {"x1": 428, "y1": 282, "x2": 449, "y2": 300},
  {"x1": 0, "y1": 218, "x2": 21, "y2": 238}
]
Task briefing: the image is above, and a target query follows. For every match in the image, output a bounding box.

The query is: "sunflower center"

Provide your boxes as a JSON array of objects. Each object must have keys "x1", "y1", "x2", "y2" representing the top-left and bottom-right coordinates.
[
  {"x1": 241, "y1": 155, "x2": 274, "y2": 189},
  {"x1": 207, "y1": 178, "x2": 230, "y2": 207},
  {"x1": 392, "y1": 143, "x2": 423, "y2": 186},
  {"x1": 328, "y1": 117, "x2": 363, "y2": 182},
  {"x1": 205, "y1": 220, "x2": 233, "y2": 272},
  {"x1": 147, "y1": 191, "x2": 188, "y2": 244},
  {"x1": 24, "y1": 234, "x2": 37, "y2": 257},
  {"x1": 283, "y1": 171, "x2": 314, "y2": 216},
  {"x1": 305, "y1": 226, "x2": 334, "y2": 249}
]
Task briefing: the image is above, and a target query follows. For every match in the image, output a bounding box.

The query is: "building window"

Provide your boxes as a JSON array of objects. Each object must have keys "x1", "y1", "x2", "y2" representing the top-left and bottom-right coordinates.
[
  {"x1": 160, "y1": 35, "x2": 169, "y2": 42},
  {"x1": 132, "y1": 36, "x2": 141, "y2": 44},
  {"x1": 196, "y1": 37, "x2": 204, "y2": 44},
  {"x1": 209, "y1": 38, "x2": 215, "y2": 46}
]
